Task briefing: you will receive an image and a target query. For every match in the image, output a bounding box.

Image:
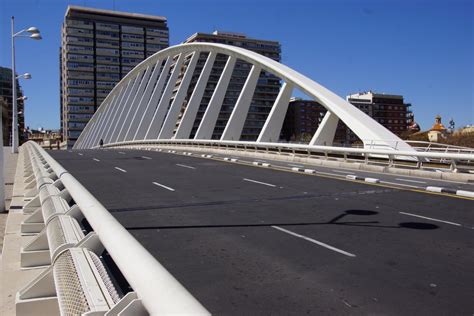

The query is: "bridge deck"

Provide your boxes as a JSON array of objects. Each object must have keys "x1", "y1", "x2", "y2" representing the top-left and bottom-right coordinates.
[{"x1": 50, "y1": 149, "x2": 474, "y2": 315}]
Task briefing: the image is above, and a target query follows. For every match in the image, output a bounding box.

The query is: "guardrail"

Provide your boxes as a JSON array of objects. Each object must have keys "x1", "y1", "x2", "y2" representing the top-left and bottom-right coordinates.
[
  {"x1": 99, "y1": 139, "x2": 474, "y2": 173},
  {"x1": 17, "y1": 141, "x2": 210, "y2": 316}
]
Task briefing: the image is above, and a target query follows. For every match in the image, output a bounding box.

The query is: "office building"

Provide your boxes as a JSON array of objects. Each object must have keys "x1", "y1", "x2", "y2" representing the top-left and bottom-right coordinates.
[
  {"x1": 60, "y1": 5, "x2": 169, "y2": 147},
  {"x1": 178, "y1": 31, "x2": 281, "y2": 140},
  {"x1": 0, "y1": 67, "x2": 25, "y2": 146}
]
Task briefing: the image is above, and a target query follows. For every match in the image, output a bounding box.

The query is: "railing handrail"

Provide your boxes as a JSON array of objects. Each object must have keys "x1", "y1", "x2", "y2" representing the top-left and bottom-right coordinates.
[
  {"x1": 100, "y1": 139, "x2": 474, "y2": 162},
  {"x1": 26, "y1": 141, "x2": 210, "y2": 315}
]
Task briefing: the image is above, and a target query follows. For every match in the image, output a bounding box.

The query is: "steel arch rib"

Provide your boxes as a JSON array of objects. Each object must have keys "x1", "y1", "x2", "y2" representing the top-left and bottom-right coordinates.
[{"x1": 73, "y1": 43, "x2": 412, "y2": 151}]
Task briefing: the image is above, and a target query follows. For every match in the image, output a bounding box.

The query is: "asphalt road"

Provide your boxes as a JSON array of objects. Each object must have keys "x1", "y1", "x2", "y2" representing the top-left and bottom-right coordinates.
[{"x1": 50, "y1": 149, "x2": 474, "y2": 315}]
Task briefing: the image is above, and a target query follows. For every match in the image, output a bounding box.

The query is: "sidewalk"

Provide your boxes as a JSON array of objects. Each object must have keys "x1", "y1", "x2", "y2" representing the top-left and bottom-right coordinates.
[
  {"x1": 1, "y1": 147, "x2": 18, "y2": 254},
  {"x1": 0, "y1": 146, "x2": 46, "y2": 316}
]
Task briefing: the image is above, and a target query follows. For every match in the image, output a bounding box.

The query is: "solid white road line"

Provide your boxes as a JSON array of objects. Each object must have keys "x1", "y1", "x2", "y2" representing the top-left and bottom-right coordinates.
[
  {"x1": 395, "y1": 178, "x2": 427, "y2": 184},
  {"x1": 288, "y1": 164, "x2": 304, "y2": 168},
  {"x1": 141, "y1": 156, "x2": 152, "y2": 160},
  {"x1": 272, "y1": 226, "x2": 356, "y2": 257},
  {"x1": 380, "y1": 181, "x2": 421, "y2": 189},
  {"x1": 399, "y1": 212, "x2": 461, "y2": 226},
  {"x1": 93, "y1": 158, "x2": 100, "y2": 162},
  {"x1": 316, "y1": 171, "x2": 345, "y2": 178},
  {"x1": 176, "y1": 163, "x2": 196, "y2": 169},
  {"x1": 152, "y1": 182, "x2": 175, "y2": 191},
  {"x1": 118, "y1": 151, "x2": 126, "y2": 154},
  {"x1": 243, "y1": 178, "x2": 276, "y2": 187},
  {"x1": 114, "y1": 167, "x2": 127, "y2": 173},
  {"x1": 332, "y1": 169, "x2": 354, "y2": 174},
  {"x1": 78, "y1": 153, "x2": 83, "y2": 156}
]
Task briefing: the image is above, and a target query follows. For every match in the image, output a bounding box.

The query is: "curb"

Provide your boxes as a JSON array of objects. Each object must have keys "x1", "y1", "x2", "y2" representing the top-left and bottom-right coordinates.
[
  {"x1": 253, "y1": 161, "x2": 271, "y2": 167},
  {"x1": 224, "y1": 157, "x2": 238, "y2": 162},
  {"x1": 426, "y1": 186, "x2": 474, "y2": 198},
  {"x1": 291, "y1": 167, "x2": 316, "y2": 174},
  {"x1": 346, "y1": 174, "x2": 380, "y2": 183}
]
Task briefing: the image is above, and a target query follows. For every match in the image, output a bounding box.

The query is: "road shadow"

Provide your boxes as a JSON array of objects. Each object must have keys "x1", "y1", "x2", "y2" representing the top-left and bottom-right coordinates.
[{"x1": 124, "y1": 209, "x2": 439, "y2": 231}]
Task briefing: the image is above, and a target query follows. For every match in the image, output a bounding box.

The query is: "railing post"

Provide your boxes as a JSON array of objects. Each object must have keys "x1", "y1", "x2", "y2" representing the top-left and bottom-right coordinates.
[{"x1": 388, "y1": 154, "x2": 394, "y2": 167}]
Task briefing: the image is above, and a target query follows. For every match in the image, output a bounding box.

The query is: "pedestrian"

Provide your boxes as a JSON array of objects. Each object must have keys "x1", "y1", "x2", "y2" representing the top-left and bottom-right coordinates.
[{"x1": 99, "y1": 139, "x2": 104, "y2": 148}]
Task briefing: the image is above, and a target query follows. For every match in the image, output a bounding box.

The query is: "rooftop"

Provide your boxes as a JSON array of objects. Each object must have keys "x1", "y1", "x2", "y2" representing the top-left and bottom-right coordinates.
[
  {"x1": 65, "y1": 5, "x2": 167, "y2": 22},
  {"x1": 184, "y1": 31, "x2": 280, "y2": 45},
  {"x1": 347, "y1": 91, "x2": 404, "y2": 101}
]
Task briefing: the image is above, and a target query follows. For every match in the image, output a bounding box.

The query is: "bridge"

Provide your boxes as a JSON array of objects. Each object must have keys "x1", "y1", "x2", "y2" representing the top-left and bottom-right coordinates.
[{"x1": 3, "y1": 43, "x2": 474, "y2": 315}]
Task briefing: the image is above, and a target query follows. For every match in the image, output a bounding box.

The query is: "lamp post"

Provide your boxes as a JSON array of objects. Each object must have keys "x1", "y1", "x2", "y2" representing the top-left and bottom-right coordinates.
[
  {"x1": 0, "y1": 104, "x2": 4, "y2": 211},
  {"x1": 11, "y1": 16, "x2": 41, "y2": 153}
]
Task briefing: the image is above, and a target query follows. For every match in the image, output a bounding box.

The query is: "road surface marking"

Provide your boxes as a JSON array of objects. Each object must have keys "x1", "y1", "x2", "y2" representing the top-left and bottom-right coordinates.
[
  {"x1": 381, "y1": 181, "x2": 420, "y2": 189},
  {"x1": 93, "y1": 158, "x2": 100, "y2": 162},
  {"x1": 152, "y1": 182, "x2": 175, "y2": 191},
  {"x1": 118, "y1": 151, "x2": 126, "y2": 154},
  {"x1": 243, "y1": 178, "x2": 276, "y2": 187},
  {"x1": 176, "y1": 163, "x2": 196, "y2": 169},
  {"x1": 272, "y1": 226, "x2": 356, "y2": 257},
  {"x1": 141, "y1": 156, "x2": 152, "y2": 160},
  {"x1": 316, "y1": 171, "x2": 345, "y2": 178},
  {"x1": 78, "y1": 153, "x2": 83, "y2": 156},
  {"x1": 395, "y1": 178, "x2": 427, "y2": 184},
  {"x1": 114, "y1": 167, "x2": 127, "y2": 173},
  {"x1": 331, "y1": 169, "x2": 354, "y2": 174},
  {"x1": 288, "y1": 164, "x2": 304, "y2": 168},
  {"x1": 399, "y1": 212, "x2": 461, "y2": 226}
]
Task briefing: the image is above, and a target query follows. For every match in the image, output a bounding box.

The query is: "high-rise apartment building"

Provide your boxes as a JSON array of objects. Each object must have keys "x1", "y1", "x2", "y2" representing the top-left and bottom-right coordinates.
[
  {"x1": 60, "y1": 6, "x2": 169, "y2": 147},
  {"x1": 282, "y1": 92, "x2": 413, "y2": 145},
  {"x1": 282, "y1": 97, "x2": 346, "y2": 143},
  {"x1": 178, "y1": 31, "x2": 281, "y2": 140},
  {"x1": 282, "y1": 98, "x2": 326, "y2": 142},
  {"x1": 345, "y1": 91, "x2": 413, "y2": 143},
  {"x1": 0, "y1": 67, "x2": 25, "y2": 146}
]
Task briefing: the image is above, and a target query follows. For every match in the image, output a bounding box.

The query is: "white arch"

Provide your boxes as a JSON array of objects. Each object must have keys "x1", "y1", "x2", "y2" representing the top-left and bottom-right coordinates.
[{"x1": 74, "y1": 43, "x2": 413, "y2": 151}]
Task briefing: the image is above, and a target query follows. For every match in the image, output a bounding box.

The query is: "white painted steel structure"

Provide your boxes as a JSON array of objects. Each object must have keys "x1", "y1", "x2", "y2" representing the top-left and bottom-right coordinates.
[
  {"x1": 74, "y1": 43, "x2": 414, "y2": 151},
  {"x1": 18, "y1": 141, "x2": 210, "y2": 315}
]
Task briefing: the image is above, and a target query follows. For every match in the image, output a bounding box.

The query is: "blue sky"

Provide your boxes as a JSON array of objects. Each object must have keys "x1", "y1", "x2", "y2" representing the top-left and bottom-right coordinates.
[{"x1": 0, "y1": 0, "x2": 472, "y2": 131}]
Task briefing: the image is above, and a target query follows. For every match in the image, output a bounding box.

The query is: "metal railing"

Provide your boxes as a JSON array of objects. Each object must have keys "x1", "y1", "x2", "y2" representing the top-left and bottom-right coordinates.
[
  {"x1": 17, "y1": 141, "x2": 210, "y2": 315},
  {"x1": 99, "y1": 139, "x2": 474, "y2": 173}
]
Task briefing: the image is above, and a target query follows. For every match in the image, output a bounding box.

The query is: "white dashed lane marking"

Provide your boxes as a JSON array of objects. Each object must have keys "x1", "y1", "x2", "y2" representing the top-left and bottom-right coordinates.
[
  {"x1": 152, "y1": 182, "x2": 175, "y2": 191},
  {"x1": 176, "y1": 164, "x2": 196, "y2": 169},
  {"x1": 243, "y1": 178, "x2": 277, "y2": 187},
  {"x1": 114, "y1": 167, "x2": 127, "y2": 173},
  {"x1": 399, "y1": 212, "x2": 461, "y2": 227},
  {"x1": 272, "y1": 226, "x2": 356, "y2": 257}
]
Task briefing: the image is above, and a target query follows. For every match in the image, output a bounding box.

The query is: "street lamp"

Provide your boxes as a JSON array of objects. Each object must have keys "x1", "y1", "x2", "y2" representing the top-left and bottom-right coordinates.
[
  {"x1": 17, "y1": 73, "x2": 31, "y2": 80},
  {"x1": 11, "y1": 16, "x2": 42, "y2": 153}
]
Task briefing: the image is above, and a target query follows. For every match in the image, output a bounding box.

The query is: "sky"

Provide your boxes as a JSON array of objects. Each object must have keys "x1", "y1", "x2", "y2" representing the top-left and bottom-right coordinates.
[{"x1": 0, "y1": 0, "x2": 472, "y2": 131}]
